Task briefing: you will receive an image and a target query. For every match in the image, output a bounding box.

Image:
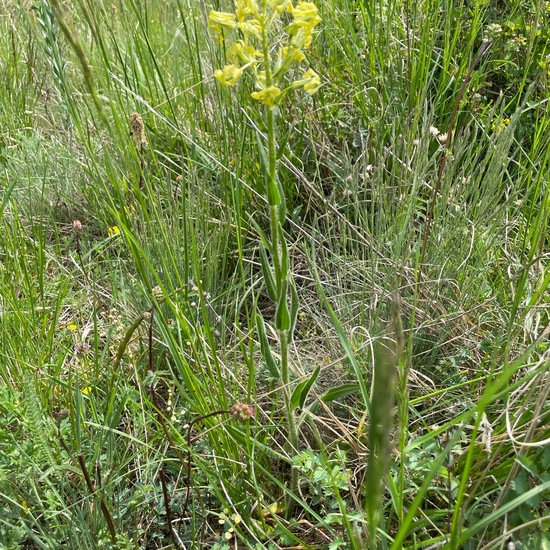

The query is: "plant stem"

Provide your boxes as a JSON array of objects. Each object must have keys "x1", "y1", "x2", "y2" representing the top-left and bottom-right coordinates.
[{"x1": 261, "y1": 23, "x2": 300, "y2": 516}]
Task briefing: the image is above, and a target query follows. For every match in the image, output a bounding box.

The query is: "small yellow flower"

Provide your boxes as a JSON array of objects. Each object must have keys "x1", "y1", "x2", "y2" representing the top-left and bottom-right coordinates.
[
  {"x1": 227, "y1": 41, "x2": 263, "y2": 65},
  {"x1": 236, "y1": 19, "x2": 262, "y2": 38},
  {"x1": 82, "y1": 386, "x2": 92, "y2": 395},
  {"x1": 108, "y1": 225, "x2": 120, "y2": 236},
  {"x1": 235, "y1": 0, "x2": 259, "y2": 21},
  {"x1": 289, "y1": 1, "x2": 321, "y2": 49},
  {"x1": 232, "y1": 513, "x2": 242, "y2": 524},
  {"x1": 67, "y1": 324, "x2": 78, "y2": 331},
  {"x1": 301, "y1": 68, "x2": 321, "y2": 94},
  {"x1": 251, "y1": 86, "x2": 282, "y2": 108},
  {"x1": 208, "y1": 10, "x2": 237, "y2": 41},
  {"x1": 283, "y1": 46, "x2": 306, "y2": 62},
  {"x1": 493, "y1": 116, "x2": 511, "y2": 133},
  {"x1": 214, "y1": 64, "x2": 245, "y2": 86},
  {"x1": 270, "y1": 0, "x2": 293, "y2": 15},
  {"x1": 292, "y1": 1, "x2": 321, "y2": 24}
]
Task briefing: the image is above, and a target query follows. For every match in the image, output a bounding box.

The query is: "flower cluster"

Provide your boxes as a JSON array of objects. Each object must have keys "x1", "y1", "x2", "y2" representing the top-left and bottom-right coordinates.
[
  {"x1": 230, "y1": 402, "x2": 254, "y2": 421},
  {"x1": 209, "y1": 0, "x2": 321, "y2": 109}
]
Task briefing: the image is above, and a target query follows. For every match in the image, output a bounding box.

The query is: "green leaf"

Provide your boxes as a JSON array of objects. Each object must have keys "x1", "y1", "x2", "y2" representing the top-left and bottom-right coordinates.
[
  {"x1": 291, "y1": 366, "x2": 321, "y2": 409},
  {"x1": 267, "y1": 175, "x2": 281, "y2": 206},
  {"x1": 289, "y1": 277, "x2": 299, "y2": 341},
  {"x1": 458, "y1": 480, "x2": 550, "y2": 544},
  {"x1": 256, "y1": 314, "x2": 279, "y2": 378},
  {"x1": 310, "y1": 246, "x2": 371, "y2": 415},
  {"x1": 255, "y1": 130, "x2": 268, "y2": 176},
  {"x1": 321, "y1": 383, "x2": 359, "y2": 403},
  {"x1": 275, "y1": 279, "x2": 290, "y2": 331},
  {"x1": 516, "y1": 454, "x2": 539, "y2": 476},
  {"x1": 512, "y1": 470, "x2": 527, "y2": 494},
  {"x1": 260, "y1": 243, "x2": 277, "y2": 302},
  {"x1": 280, "y1": 225, "x2": 289, "y2": 279}
]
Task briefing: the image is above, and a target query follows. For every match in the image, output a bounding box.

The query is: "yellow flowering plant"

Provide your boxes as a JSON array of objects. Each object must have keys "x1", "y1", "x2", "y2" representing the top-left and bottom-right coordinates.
[
  {"x1": 209, "y1": 0, "x2": 322, "y2": 520},
  {"x1": 209, "y1": 0, "x2": 321, "y2": 108}
]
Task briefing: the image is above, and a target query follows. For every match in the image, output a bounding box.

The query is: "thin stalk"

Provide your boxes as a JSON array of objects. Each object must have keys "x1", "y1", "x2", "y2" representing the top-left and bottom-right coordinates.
[{"x1": 261, "y1": 18, "x2": 299, "y2": 518}]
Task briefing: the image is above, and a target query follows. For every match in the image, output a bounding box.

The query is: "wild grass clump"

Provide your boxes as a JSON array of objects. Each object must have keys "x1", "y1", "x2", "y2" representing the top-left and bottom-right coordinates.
[{"x1": 0, "y1": 0, "x2": 549, "y2": 548}]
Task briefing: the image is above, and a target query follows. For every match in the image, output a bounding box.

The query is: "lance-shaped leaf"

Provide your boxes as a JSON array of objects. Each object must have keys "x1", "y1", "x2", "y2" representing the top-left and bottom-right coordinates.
[
  {"x1": 260, "y1": 243, "x2": 277, "y2": 302},
  {"x1": 275, "y1": 279, "x2": 290, "y2": 331},
  {"x1": 289, "y1": 277, "x2": 299, "y2": 340},
  {"x1": 256, "y1": 314, "x2": 279, "y2": 378},
  {"x1": 291, "y1": 365, "x2": 321, "y2": 409}
]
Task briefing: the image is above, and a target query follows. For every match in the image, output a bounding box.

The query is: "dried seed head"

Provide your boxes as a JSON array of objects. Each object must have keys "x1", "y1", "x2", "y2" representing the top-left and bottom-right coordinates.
[
  {"x1": 152, "y1": 285, "x2": 164, "y2": 302},
  {"x1": 130, "y1": 112, "x2": 147, "y2": 147}
]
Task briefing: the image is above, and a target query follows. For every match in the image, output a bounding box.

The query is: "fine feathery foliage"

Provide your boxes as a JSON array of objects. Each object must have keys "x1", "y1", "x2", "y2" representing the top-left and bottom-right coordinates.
[{"x1": 0, "y1": 0, "x2": 549, "y2": 548}]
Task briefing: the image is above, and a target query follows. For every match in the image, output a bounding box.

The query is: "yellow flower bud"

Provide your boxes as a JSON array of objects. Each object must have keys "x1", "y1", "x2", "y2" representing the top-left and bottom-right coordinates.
[{"x1": 283, "y1": 46, "x2": 306, "y2": 62}]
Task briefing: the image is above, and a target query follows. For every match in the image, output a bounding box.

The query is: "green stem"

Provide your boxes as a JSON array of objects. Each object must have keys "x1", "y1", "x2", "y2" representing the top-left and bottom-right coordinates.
[
  {"x1": 261, "y1": 14, "x2": 299, "y2": 518},
  {"x1": 280, "y1": 329, "x2": 299, "y2": 517}
]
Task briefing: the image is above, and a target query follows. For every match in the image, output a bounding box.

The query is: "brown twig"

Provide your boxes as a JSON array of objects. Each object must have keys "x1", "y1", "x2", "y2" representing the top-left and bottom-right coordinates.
[
  {"x1": 159, "y1": 465, "x2": 174, "y2": 540},
  {"x1": 147, "y1": 304, "x2": 181, "y2": 548},
  {"x1": 183, "y1": 410, "x2": 229, "y2": 510},
  {"x1": 183, "y1": 402, "x2": 254, "y2": 509},
  {"x1": 76, "y1": 453, "x2": 117, "y2": 544}
]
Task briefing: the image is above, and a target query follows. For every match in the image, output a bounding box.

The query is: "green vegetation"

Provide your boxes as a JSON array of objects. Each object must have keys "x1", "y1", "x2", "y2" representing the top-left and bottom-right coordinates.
[{"x1": 1, "y1": 0, "x2": 549, "y2": 548}]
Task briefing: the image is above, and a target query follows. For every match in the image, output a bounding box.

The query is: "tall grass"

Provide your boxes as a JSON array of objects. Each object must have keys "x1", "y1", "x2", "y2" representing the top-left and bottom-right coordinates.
[{"x1": 0, "y1": 0, "x2": 549, "y2": 548}]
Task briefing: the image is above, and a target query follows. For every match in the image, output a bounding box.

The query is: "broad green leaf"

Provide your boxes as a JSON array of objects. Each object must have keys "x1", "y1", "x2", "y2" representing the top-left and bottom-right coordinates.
[
  {"x1": 291, "y1": 366, "x2": 321, "y2": 409},
  {"x1": 321, "y1": 383, "x2": 359, "y2": 403}
]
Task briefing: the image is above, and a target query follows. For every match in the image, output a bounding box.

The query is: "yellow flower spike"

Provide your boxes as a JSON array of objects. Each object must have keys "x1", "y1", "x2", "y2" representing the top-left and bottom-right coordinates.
[
  {"x1": 251, "y1": 85, "x2": 282, "y2": 108},
  {"x1": 215, "y1": 64, "x2": 246, "y2": 86}
]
